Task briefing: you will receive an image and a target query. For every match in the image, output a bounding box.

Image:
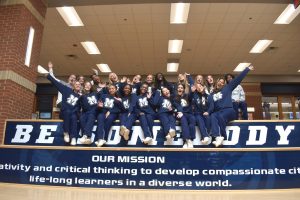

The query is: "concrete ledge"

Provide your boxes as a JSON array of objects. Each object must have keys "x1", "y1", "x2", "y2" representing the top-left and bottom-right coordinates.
[
  {"x1": 0, "y1": 70, "x2": 36, "y2": 92},
  {"x1": 0, "y1": 0, "x2": 45, "y2": 25}
]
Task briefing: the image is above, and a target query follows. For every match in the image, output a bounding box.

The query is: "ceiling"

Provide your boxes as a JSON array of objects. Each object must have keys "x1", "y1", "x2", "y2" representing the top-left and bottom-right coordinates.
[{"x1": 38, "y1": 2, "x2": 300, "y2": 76}]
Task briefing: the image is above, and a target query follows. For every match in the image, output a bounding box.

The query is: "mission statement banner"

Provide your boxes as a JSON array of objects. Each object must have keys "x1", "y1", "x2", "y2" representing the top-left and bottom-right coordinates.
[{"x1": 0, "y1": 147, "x2": 300, "y2": 190}]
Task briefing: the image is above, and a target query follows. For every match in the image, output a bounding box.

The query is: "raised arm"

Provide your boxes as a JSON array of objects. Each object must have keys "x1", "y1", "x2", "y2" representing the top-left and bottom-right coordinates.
[
  {"x1": 47, "y1": 74, "x2": 72, "y2": 94},
  {"x1": 227, "y1": 66, "x2": 253, "y2": 91},
  {"x1": 47, "y1": 61, "x2": 68, "y2": 86},
  {"x1": 185, "y1": 73, "x2": 194, "y2": 86}
]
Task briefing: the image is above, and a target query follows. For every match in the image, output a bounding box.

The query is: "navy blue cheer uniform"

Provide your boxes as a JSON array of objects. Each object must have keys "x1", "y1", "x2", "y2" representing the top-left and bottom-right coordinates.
[
  {"x1": 131, "y1": 82, "x2": 142, "y2": 95},
  {"x1": 187, "y1": 74, "x2": 214, "y2": 139},
  {"x1": 119, "y1": 94, "x2": 138, "y2": 136},
  {"x1": 96, "y1": 94, "x2": 123, "y2": 141},
  {"x1": 113, "y1": 81, "x2": 126, "y2": 97},
  {"x1": 191, "y1": 92, "x2": 214, "y2": 139},
  {"x1": 210, "y1": 67, "x2": 251, "y2": 138},
  {"x1": 79, "y1": 91, "x2": 102, "y2": 139},
  {"x1": 152, "y1": 91, "x2": 176, "y2": 136},
  {"x1": 155, "y1": 82, "x2": 175, "y2": 96},
  {"x1": 173, "y1": 94, "x2": 196, "y2": 141},
  {"x1": 136, "y1": 94, "x2": 157, "y2": 138},
  {"x1": 47, "y1": 74, "x2": 80, "y2": 139}
]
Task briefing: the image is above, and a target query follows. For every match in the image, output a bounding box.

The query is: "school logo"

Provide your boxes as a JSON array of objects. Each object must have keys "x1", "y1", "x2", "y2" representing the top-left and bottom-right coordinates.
[
  {"x1": 202, "y1": 97, "x2": 207, "y2": 106},
  {"x1": 67, "y1": 95, "x2": 78, "y2": 106},
  {"x1": 104, "y1": 98, "x2": 114, "y2": 108},
  {"x1": 213, "y1": 92, "x2": 223, "y2": 102},
  {"x1": 162, "y1": 99, "x2": 172, "y2": 110},
  {"x1": 180, "y1": 99, "x2": 188, "y2": 107},
  {"x1": 87, "y1": 96, "x2": 97, "y2": 105},
  {"x1": 123, "y1": 100, "x2": 130, "y2": 109},
  {"x1": 132, "y1": 88, "x2": 137, "y2": 94},
  {"x1": 139, "y1": 97, "x2": 148, "y2": 107}
]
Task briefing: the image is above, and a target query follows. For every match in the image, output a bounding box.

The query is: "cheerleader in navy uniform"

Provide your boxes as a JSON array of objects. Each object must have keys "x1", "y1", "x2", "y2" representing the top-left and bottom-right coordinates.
[
  {"x1": 95, "y1": 84, "x2": 123, "y2": 147},
  {"x1": 47, "y1": 64, "x2": 81, "y2": 146},
  {"x1": 173, "y1": 83, "x2": 196, "y2": 148},
  {"x1": 131, "y1": 75, "x2": 142, "y2": 95},
  {"x1": 78, "y1": 81, "x2": 102, "y2": 145},
  {"x1": 119, "y1": 84, "x2": 138, "y2": 141},
  {"x1": 205, "y1": 75, "x2": 215, "y2": 94},
  {"x1": 191, "y1": 83, "x2": 214, "y2": 145},
  {"x1": 136, "y1": 83, "x2": 157, "y2": 144},
  {"x1": 175, "y1": 74, "x2": 190, "y2": 94},
  {"x1": 145, "y1": 74, "x2": 156, "y2": 94},
  {"x1": 91, "y1": 75, "x2": 107, "y2": 94},
  {"x1": 187, "y1": 73, "x2": 214, "y2": 145},
  {"x1": 154, "y1": 73, "x2": 175, "y2": 95},
  {"x1": 108, "y1": 72, "x2": 125, "y2": 96},
  {"x1": 210, "y1": 65, "x2": 254, "y2": 147},
  {"x1": 152, "y1": 88, "x2": 176, "y2": 141}
]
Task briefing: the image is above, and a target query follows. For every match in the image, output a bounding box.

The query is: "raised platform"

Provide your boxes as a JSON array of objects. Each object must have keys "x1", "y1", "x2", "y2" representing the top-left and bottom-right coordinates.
[
  {"x1": 3, "y1": 119, "x2": 300, "y2": 148},
  {"x1": 0, "y1": 120, "x2": 300, "y2": 190}
]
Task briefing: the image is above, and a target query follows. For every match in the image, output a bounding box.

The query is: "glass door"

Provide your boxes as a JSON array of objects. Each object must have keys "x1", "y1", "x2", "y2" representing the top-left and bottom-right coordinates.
[
  {"x1": 262, "y1": 96, "x2": 299, "y2": 120},
  {"x1": 262, "y1": 97, "x2": 279, "y2": 120},
  {"x1": 278, "y1": 96, "x2": 294, "y2": 120},
  {"x1": 294, "y1": 97, "x2": 300, "y2": 119}
]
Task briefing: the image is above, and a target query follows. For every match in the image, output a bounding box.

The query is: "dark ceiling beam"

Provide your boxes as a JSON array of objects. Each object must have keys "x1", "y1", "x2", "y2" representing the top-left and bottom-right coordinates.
[{"x1": 46, "y1": 0, "x2": 291, "y2": 7}]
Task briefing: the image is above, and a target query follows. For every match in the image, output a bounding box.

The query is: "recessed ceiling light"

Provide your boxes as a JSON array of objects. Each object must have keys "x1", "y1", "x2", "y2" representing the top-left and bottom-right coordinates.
[
  {"x1": 81, "y1": 41, "x2": 101, "y2": 54},
  {"x1": 298, "y1": 69, "x2": 300, "y2": 72},
  {"x1": 170, "y1": 3, "x2": 190, "y2": 24},
  {"x1": 37, "y1": 65, "x2": 48, "y2": 74},
  {"x1": 234, "y1": 63, "x2": 251, "y2": 72},
  {"x1": 168, "y1": 40, "x2": 183, "y2": 53},
  {"x1": 167, "y1": 63, "x2": 179, "y2": 72},
  {"x1": 250, "y1": 40, "x2": 273, "y2": 53},
  {"x1": 274, "y1": 4, "x2": 300, "y2": 24},
  {"x1": 56, "y1": 7, "x2": 84, "y2": 26},
  {"x1": 97, "y1": 64, "x2": 111, "y2": 73}
]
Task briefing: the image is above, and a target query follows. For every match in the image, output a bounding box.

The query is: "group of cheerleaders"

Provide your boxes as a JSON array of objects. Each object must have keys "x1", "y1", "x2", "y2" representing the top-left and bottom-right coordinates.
[{"x1": 45, "y1": 62, "x2": 253, "y2": 148}]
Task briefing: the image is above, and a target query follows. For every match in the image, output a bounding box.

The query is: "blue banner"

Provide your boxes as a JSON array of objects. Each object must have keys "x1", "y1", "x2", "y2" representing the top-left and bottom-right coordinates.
[
  {"x1": 0, "y1": 147, "x2": 300, "y2": 190},
  {"x1": 3, "y1": 120, "x2": 300, "y2": 148}
]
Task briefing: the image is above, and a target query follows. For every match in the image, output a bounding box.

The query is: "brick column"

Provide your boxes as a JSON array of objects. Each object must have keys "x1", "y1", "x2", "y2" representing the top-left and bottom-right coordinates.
[{"x1": 0, "y1": 0, "x2": 46, "y2": 143}]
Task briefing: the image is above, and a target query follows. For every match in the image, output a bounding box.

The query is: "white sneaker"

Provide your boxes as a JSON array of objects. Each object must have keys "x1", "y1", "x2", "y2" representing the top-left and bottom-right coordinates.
[
  {"x1": 96, "y1": 139, "x2": 106, "y2": 147},
  {"x1": 187, "y1": 139, "x2": 194, "y2": 148},
  {"x1": 119, "y1": 125, "x2": 126, "y2": 136},
  {"x1": 63, "y1": 132, "x2": 70, "y2": 143},
  {"x1": 182, "y1": 142, "x2": 188, "y2": 148},
  {"x1": 168, "y1": 129, "x2": 176, "y2": 138},
  {"x1": 86, "y1": 138, "x2": 92, "y2": 144},
  {"x1": 201, "y1": 137, "x2": 210, "y2": 145},
  {"x1": 70, "y1": 138, "x2": 76, "y2": 146},
  {"x1": 165, "y1": 134, "x2": 172, "y2": 141},
  {"x1": 143, "y1": 137, "x2": 152, "y2": 144},
  {"x1": 80, "y1": 135, "x2": 92, "y2": 145},
  {"x1": 79, "y1": 135, "x2": 87, "y2": 143},
  {"x1": 213, "y1": 136, "x2": 224, "y2": 147},
  {"x1": 123, "y1": 128, "x2": 130, "y2": 141}
]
